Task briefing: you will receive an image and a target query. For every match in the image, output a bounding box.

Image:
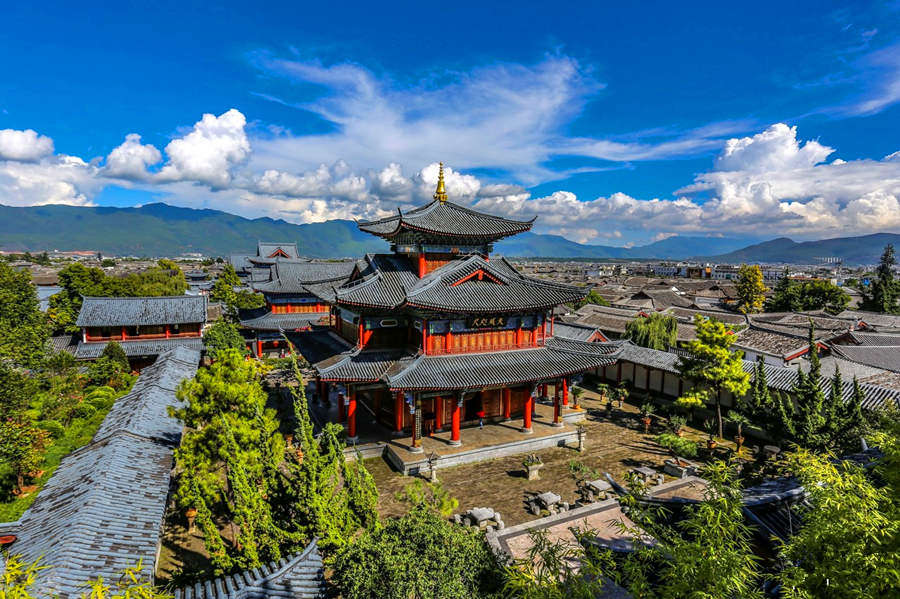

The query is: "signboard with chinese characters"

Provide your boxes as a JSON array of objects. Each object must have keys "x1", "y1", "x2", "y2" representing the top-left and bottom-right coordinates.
[{"x1": 467, "y1": 315, "x2": 508, "y2": 329}]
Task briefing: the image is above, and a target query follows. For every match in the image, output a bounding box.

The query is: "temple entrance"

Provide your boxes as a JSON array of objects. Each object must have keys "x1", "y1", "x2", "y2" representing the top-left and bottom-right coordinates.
[{"x1": 464, "y1": 393, "x2": 483, "y2": 421}]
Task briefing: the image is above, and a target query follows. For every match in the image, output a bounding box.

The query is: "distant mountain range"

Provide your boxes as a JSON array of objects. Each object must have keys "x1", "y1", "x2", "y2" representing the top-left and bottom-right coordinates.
[{"x1": 0, "y1": 202, "x2": 897, "y2": 264}]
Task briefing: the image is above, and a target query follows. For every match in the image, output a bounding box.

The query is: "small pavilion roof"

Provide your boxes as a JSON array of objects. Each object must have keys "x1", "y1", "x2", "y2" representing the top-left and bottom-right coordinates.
[
  {"x1": 357, "y1": 199, "x2": 534, "y2": 241},
  {"x1": 239, "y1": 311, "x2": 331, "y2": 331},
  {"x1": 76, "y1": 295, "x2": 207, "y2": 327}
]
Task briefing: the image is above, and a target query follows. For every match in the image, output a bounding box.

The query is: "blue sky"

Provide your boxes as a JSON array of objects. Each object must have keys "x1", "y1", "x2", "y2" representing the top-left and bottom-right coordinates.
[{"x1": 1, "y1": 1, "x2": 899, "y2": 246}]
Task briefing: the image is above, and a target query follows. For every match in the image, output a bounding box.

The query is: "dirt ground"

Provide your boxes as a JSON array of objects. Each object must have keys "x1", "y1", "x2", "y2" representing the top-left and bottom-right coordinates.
[{"x1": 366, "y1": 391, "x2": 711, "y2": 527}]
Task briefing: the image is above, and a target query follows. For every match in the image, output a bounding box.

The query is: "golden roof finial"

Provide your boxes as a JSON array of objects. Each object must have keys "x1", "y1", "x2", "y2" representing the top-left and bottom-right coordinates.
[{"x1": 433, "y1": 162, "x2": 448, "y2": 203}]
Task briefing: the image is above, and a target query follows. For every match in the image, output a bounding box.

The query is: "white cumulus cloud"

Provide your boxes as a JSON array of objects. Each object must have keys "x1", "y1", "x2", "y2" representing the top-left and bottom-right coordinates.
[
  {"x1": 0, "y1": 128, "x2": 54, "y2": 162},
  {"x1": 158, "y1": 108, "x2": 250, "y2": 187}
]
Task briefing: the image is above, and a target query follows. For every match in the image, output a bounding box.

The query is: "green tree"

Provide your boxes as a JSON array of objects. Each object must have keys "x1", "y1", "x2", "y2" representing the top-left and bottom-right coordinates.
[
  {"x1": 100, "y1": 341, "x2": 130, "y2": 372},
  {"x1": 0, "y1": 262, "x2": 49, "y2": 368},
  {"x1": 778, "y1": 445, "x2": 900, "y2": 598},
  {"x1": 395, "y1": 479, "x2": 459, "y2": 517},
  {"x1": 170, "y1": 350, "x2": 291, "y2": 574},
  {"x1": 210, "y1": 266, "x2": 265, "y2": 321},
  {"x1": 624, "y1": 313, "x2": 678, "y2": 350},
  {"x1": 678, "y1": 316, "x2": 751, "y2": 439},
  {"x1": 572, "y1": 289, "x2": 610, "y2": 311},
  {"x1": 203, "y1": 321, "x2": 247, "y2": 360},
  {"x1": 1, "y1": 555, "x2": 173, "y2": 599},
  {"x1": 735, "y1": 264, "x2": 767, "y2": 314},
  {"x1": 272, "y1": 350, "x2": 378, "y2": 554},
  {"x1": 0, "y1": 419, "x2": 49, "y2": 494},
  {"x1": 332, "y1": 506, "x2": 504, "y2": 599},
  {"x1": 862, "y1": 244, "x2": 900, "y2": 313},
  {"x1": 0, "y1": 362, "x2": 37, "y2": 421},
  {"x1": 767, "y1": 275, "x2": 850, "y2": 315},
  {"x1": 505, "y1": 461, "x2": 762, "y2": 599}
]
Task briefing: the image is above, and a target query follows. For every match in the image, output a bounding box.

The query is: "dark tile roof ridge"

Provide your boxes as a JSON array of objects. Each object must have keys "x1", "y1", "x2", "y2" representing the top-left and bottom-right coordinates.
[
  {"x1": 80, "y1": 294, "x2": 204, "y2": 301},
  {"x1": 176, "y1": 539, "x2": 323, "y2": 599},
  {"x1": 435, "y1": 199, "x2": 536, "y2": 225}
]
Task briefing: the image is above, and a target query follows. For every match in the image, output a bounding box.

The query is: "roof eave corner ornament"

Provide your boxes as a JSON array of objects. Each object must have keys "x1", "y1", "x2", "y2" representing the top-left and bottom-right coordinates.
[{"x1": 433, "y1": 162, "x2": 448, "y2": 203}]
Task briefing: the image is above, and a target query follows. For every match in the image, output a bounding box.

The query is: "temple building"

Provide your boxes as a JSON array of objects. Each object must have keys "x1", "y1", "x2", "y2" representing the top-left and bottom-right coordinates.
[
  {"x1": 303, "y1": 164, "x2": 616, "y2": 451},
  {"x1": 240, "y1": 260, "x2": 356, "y2": 356},
  {"x1": 74, "y1": 295, "x2": 207, "y2": 366}
]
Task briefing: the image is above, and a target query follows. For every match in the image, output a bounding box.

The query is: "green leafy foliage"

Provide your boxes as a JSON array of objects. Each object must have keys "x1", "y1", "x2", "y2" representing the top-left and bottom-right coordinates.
[
  {"x1": 48, "y1": 261, "x2": 188, "y2": 333},
  {"x1": 654, "y1": 433, "x2": 698, "y2": 458},
  {"x1": 0, "y1": 262, "x2": 49, "y2": 368},
  {"x1": 0, "y1": 420, "x2": 48, "y2": 493},
  {"x1": 571, "y1": 289, "x2": 610, "y2": 311},
  {"x1": 778, "y1": 442, "x2": 900, "y2": 598},
  {"x1": 1, "y1": 555, "x2": 172, "y2": 599},
  {"x1": 209, "y1": 265, "x2": 265, "y2": 321},
  {"x1": 624, "y1": 313, "x2": 677, "y2": 350},
  {"x1": 394, "y1": 479, "x2": 459, "y2": 517},
  {"x1": 677, "y1": 316, "x2": 750, "y2": 438},
  {"x1": 505, "y1": 462, "x2": 762, "y2": 599},
  {"x1": 767, "y1": 274, "x2": 850, "y2": 314},
  {"x1": 332, "y1": 506, "x2": 504, "y2": 599},
  {"x1": 735, "y1": 264, "x2": 767, "y2": 314},
  {"x1": 203, "y1": 321, "x2": 247, "y2": 359},
  {"x1": 170, "y1": 350, "x2": 291, "y2": 574},
  {"x1": 861, "y1": 243, "x2": 900, "y2": 313}
]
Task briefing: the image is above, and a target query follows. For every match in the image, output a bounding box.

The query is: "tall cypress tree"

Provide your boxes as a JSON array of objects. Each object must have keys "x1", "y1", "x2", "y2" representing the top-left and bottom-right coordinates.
[{"x1": 791, "y1": 324, "x2": 827, "y2": 451}]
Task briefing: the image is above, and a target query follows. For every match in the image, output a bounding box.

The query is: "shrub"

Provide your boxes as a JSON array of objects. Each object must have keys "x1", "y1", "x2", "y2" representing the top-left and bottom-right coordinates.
[
  {"x1": 655, "y1": 433, "x2": 698, "y2": 458},
  {"x1": 70, "y1": 403, "x2": 97, "y2": 420},
  {"x1": 36, "y1": 420, "x2": 65, "y2": 439}
]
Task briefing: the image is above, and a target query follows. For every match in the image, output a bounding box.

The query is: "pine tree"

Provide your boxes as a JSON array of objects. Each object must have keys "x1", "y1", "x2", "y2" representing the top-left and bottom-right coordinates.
[
  {"x1": 678, "y1": 316, "x2": 751, "y2": 439},
  {"x1": 791, "y1": 325, "x2": 828, "y2": 451},
  {"x1": 170, "y1": 349, "x2": 293, "y2": 574}
]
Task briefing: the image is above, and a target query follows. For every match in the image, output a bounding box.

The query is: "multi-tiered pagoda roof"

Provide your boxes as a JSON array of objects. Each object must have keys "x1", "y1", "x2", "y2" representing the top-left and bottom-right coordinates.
[
  {"x1": 358, "y1": 199, "x2": 535, "y2": 243},
  {"x1": 335, "y1": 253, "x2": 586, "y2": 312}
]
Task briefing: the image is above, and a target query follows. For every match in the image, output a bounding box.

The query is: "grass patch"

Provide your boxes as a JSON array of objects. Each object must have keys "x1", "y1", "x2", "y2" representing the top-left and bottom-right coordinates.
[{"x1": 0, "y1": 404, "x2": 115, "y2": 522}]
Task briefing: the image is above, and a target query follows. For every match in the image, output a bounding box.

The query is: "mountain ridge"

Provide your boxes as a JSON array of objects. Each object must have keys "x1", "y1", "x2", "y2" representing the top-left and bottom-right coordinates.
[{"x1": 0, "y1": 202, "x2": 896, "y2": 264}]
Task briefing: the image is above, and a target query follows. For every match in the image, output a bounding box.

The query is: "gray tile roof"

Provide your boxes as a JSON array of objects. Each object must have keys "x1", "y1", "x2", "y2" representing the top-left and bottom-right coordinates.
[
  {"x1": 257, "y1": 242, "x2": 300, "y2": 259},
  {"x1": 0, "y1": 349, "x2": 199, "y2": 598},
  {"x1": 831, "y1": 345, "x2": 900, "y2": 373},
  {"x1": 253, "y1": 261, "x2": 356, "y2": 295},
  {"x1": 358, "y1": 199, "x2": 534, "y2": 241},
  {"x1": 175, "y1": 539, "x2": 324, "y2": 599},
  {"x1": 732, "y1": 326, "x2": 809, "y2": 359},
  {"x1": 240, "y1": 312, "x2": 330, "y2": 331},
  {"x1": 405, "y1": 256, "x2": 586, "y2": 313},
  {"x1": 552, "y1": 321, "x2": 604, "y2": 342},
  {"x1": 49, "y1": 334, "x2": 78, "y2": 354},
  {"x1": 335, "y1": 254, "x2": 584, "y2": 312},
  {"x1": 383, "y1": 336, "x2": 617, "y2": 390},
  {"x1": 74, "y1": 337, "x2": 204, "y2": 359},
  {"x1": 317, "y1": 349, "x2": 411, "y2": 383},
  {"x1": 285, "y1": 329, "x2": 353, "y2": 365},
  {"x1": 609, "y1": 341, "x2": 900, "y2": 411},
  {"x1": 76, "y1": 295, "x2": 208, "y2": 327},
  {"x1": 845, "y1": 331, "x2": 900, "y2": 346},
  {"x1": 335, "y1": 254, "x2": 419, "y2": 309}
]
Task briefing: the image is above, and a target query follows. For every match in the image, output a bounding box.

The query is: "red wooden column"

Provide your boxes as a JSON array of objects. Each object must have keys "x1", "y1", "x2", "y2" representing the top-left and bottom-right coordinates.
[
  {"x1": 393, "y1": 391, "x2": 404, "y2": 435},
  {"x1": 562, "y1": 378, "x2": 569, "y2": 407},
  {"x1": 256, "y1": 339, "x2": 263, "y2": 357},
  {"x1": 347, "y1": 387, "x2": 358, "y2": 441},
  {"x1": 337, "y1": 388, "x2": 346, "y2": 422},
  {"x1": 121, "y1": 326, "x2": 127, "y2": 341},
  {"x1": 450, "y1": 394, "x2": 462, "y2": 446},
  {"x1": 418, "y1": 253, "x2": 426, "y2": 278},
  {"x1": 522, "y1": 389, "x2": 534, "y2": 434},
  {"x1": 165, "y1": 325, "x2": 171, "y2": 339},
  {"x1": 435, "y1": 396, "x2": 443, "y2": 432},
  {"x1": 502, "y1": 388, "x2": 511, "y2": 421}
]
